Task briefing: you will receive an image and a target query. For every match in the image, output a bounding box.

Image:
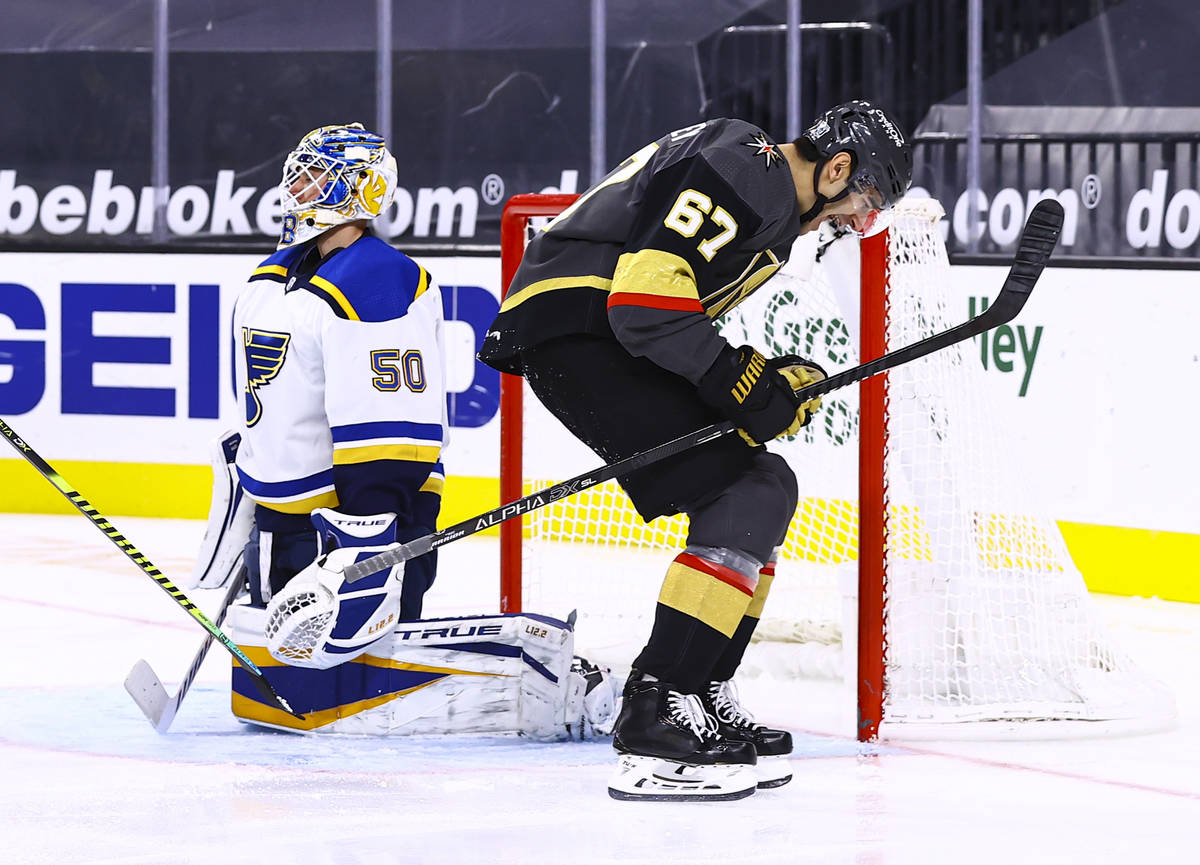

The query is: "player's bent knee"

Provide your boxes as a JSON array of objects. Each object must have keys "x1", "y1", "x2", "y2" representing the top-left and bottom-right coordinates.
[
  {"x1": 754, "y1": 450, "x2": 799, "y2": 516},
  {"x1": 686, "y1": 451, "x2": 799, "y2": 563}
]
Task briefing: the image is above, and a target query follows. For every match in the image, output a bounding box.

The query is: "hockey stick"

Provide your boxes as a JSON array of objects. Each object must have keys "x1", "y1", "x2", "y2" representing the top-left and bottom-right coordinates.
[
  {"x1": 344, "y1": 199, "x2": 1064, "y2": 584},
  {"x1": 123, "y1": 563, "x2": 246, "y2": 732},
  {"x1": 0, "y1": 419, "x2": 304, "y2": 721}
]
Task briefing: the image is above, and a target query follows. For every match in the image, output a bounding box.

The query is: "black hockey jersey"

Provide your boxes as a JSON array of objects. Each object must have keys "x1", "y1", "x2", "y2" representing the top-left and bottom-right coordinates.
[{"x1": 478, "y1": 119, "x2": 803, "y2": 384}]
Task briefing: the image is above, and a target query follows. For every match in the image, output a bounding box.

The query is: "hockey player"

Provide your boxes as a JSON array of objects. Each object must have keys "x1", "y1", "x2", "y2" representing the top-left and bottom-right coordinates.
[
  {"x1": 186, "y1": 123, "x2": 619, "y2": 740},
  {"x1": 232, "y1": 122, "x2": 447, "y2": 667},
  {"x1": 479, "y1": 101, "x2": 912, "y2": 800}
]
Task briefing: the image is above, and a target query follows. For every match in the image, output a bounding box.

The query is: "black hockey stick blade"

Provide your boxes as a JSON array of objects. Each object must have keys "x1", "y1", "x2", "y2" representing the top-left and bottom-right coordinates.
[
  {"x1": 792, "y1": 197, "x2": 1065, "y2": 403},
  {"x1": 0, "y1": 418, "x2": 304, "y2": 722},
  {"x1": 124, "y1": 565, "x2": 246, "y2": 732},
  {"x1": 343, "y1": 200, "x2": 1064, "y2": 584}
]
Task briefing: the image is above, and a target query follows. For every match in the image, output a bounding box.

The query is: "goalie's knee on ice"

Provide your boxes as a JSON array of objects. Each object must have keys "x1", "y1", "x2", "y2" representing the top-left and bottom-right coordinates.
[
  {"x1": 231, "y1": 607, "x2": 619, "y2": 739},
  {"x1": 686, "y1": 451, "x2": 798, "y2": 563}
]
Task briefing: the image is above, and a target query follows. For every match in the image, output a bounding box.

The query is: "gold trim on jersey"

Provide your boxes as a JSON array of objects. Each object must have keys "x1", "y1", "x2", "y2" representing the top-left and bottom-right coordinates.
[
  {"x1": 252, "y1": 264, "x2": 290, "y2": 279},
  {"x1": 413, "y1": 266, "x2": 430, "y2": 300},
  {"x1": 498, "y1": 275, "x2": 613, "y2": 313},
  {"x1": 309, "y1": 275, "x2": 361, "y2": 320},
  {"x1": 611, "y1": 249, "x2": 702, "y2": 301},
  {"x1": 332, "y1": 443, "x2": 442, "y2": 465},
  {"x1": 419, "y1": 473, "x2": 445, "y2": 495},
  {"x1": 702, "y1": 249, "x2": 784, "y2": 319},
  {"x1": 253, "y1": 490, "x2": 340, "y2": 514}
]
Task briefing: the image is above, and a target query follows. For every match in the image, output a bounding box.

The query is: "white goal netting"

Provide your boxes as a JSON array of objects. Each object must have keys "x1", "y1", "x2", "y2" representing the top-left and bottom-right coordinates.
[{"x1": 507, "y1": 198, "x2": 1175, "y2": 739}]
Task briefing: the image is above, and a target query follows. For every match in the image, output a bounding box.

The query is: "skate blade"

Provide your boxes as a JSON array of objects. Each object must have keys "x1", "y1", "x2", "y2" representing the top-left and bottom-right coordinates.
[
  {"x1": 756, "y1": 755, "x2": 793, "y2": 789},
  {"x1": 607, "y1": 754, "x2": 757, "y2": 802}
]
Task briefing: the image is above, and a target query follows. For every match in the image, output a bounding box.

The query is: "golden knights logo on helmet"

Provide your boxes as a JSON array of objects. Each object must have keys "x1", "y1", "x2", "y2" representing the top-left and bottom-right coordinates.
[{"x1": 278, "y1": 122, "x2": 398, "y2": 249}]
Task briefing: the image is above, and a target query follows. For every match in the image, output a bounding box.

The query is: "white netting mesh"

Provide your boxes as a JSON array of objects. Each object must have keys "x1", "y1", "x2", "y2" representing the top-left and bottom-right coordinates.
[
  {"x1": 265, "y1": 587, "x2": 334, "y2": 665},
  {"x1": 508, "y1": 197, "x2": 1175, "y2": 738}
]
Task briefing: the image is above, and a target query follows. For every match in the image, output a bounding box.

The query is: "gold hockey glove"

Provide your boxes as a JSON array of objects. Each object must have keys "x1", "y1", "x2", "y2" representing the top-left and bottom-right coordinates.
[
  {"x1": 768, "y1": 354, "x2": 828, "y2": 431},
  {"x1": 697, "y1": 344, "x2": 802, "y2": 446}
]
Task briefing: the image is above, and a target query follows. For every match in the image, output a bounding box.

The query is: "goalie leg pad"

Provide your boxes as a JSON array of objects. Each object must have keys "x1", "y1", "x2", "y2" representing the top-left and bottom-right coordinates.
[
  {"x1": 233, "y1": 607, "x2": 614, "y2": 739},
  {"x1": 190, "y1": 429, "x2": 255, "y2": 590}
]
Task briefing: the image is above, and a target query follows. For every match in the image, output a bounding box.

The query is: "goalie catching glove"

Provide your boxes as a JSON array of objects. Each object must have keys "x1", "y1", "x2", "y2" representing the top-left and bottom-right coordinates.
[
  {"x1": 697, "y1": 344, "x2": 827, "y2": 446},
  {"x1": 264, "y1": 508, "x2": 406, "y2": 669}
]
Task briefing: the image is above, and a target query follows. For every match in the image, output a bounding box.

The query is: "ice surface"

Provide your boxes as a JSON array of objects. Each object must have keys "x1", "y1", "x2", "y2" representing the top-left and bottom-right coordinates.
[{"x1": 1, "y1": 514, "x2": 1197, "y2": 865}]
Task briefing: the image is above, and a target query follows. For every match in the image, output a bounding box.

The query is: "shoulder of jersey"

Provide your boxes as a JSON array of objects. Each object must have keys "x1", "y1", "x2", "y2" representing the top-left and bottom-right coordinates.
[
  {"x1": 710, "y1": 118, "x2": 785, "y2": 175},
  {"x1": 248, "y1": 237, "x2": 433, "y2": 323}
]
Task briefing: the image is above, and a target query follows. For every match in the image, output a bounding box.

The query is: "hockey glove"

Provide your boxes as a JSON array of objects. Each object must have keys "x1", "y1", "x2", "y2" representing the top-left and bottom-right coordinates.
[
  {"x1": 264, "y1": 508, "x2": 405, "y2": 669},
  {"x1": 768, "y1": 354, "x2": 828, "y2": 431},
  {"x1": 697, "y1": 344, "x2": 801, "y2": 446}
]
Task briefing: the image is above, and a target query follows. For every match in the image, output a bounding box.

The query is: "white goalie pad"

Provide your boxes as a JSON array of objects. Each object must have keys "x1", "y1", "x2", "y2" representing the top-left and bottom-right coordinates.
[
  {"x1": 189, "y1": 430, "x2": 255, "y2": 590},
  {"x1": 230, "y1": 606, "x2": 619, "y2": 740}
]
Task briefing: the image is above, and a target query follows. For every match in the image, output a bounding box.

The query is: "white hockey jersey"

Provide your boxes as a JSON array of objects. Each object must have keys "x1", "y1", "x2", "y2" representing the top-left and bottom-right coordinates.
[{"x1": 232, "y1": 236, "x2": 447, "y2": 517}]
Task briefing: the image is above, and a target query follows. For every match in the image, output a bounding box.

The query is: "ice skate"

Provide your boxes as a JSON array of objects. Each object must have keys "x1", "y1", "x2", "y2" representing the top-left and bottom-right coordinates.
[
  {"x1": 608, "y1": 672, "x2": 757, "y2": 801},
  {"x1": 703, "y1": 679, "x2": 793, "y2": 789}
]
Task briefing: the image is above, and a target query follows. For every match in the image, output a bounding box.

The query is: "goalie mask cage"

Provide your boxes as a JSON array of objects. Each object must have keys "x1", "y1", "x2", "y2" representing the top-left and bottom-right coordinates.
[{"x1": 497, "y1": 193, "x2": 1175, "y2": 742}]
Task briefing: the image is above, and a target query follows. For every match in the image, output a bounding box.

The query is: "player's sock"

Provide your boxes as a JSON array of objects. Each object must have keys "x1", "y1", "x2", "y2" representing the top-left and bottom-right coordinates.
[
  {"x1": 631, "y1": 547, "x2": 759, "y2": 692},
  {"x1": 709, "y1": 552, "x2": 776, "y2": 682}
]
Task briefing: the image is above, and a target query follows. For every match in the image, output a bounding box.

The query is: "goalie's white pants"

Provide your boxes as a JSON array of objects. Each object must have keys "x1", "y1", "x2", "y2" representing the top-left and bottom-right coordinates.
[{"x1": 229, "y1": 605, "x2": 613, "y2": 739}]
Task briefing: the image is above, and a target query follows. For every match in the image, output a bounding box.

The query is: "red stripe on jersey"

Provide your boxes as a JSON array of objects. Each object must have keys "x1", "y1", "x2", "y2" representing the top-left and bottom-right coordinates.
[
  {"x1": 760, "y1": 561, "x2": 777, "y2": 577},
  {"x1": 675, "y1": 552, "x2": 757, "y2": 596},
  {"x1": 606, "y1": 292, "x2": 705, "y2": 313}
]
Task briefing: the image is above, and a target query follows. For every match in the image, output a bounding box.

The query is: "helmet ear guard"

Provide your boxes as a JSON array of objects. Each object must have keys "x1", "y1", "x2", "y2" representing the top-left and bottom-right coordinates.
[
  {"x1": 277, "y1": 123, "x2": 398, "y2": 249},
  {"x1": 355, "y1": 167, "x2": 395, "y2": 217}
]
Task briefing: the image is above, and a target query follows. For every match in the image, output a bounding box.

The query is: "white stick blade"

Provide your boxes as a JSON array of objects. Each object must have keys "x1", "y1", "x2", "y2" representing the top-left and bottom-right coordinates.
[{"x1": 124, "y1": 659, "x2": 176, "y2": 733}]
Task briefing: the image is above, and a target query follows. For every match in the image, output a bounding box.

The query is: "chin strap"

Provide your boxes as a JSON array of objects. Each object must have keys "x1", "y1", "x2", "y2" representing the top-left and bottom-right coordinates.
[{"x1": 797, "y1": 158, "x2": 852, "y2": 224}]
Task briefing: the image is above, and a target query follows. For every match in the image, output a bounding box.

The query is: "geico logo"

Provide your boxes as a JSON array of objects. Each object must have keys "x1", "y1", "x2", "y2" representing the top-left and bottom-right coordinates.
[
  {"x1": 0, "y1": 281, "x2": 501, "y2": 428},
  {"x1": 0, "y1": 169, "x2": 481, "y2": 239}
]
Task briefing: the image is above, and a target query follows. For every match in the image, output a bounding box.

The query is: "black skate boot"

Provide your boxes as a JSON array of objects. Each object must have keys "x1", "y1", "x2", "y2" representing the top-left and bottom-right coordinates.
[
  {"x1": 608, "y1": 671, "x2": 757, "y2": 801},
  {"x1": 702, "y1": 679, "x2": 794, "y2": 789}
]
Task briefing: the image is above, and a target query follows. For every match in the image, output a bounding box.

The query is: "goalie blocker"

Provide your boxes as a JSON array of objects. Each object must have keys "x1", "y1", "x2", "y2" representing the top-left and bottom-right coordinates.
[{"x1": 229, "y1": 606, "x2": 618, "y2": 739}]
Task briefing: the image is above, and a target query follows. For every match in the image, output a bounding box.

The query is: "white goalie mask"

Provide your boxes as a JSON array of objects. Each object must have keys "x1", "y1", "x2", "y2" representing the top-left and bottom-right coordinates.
[{"x1": 277, "y1": 122, "x2": 398, "y2": 249}]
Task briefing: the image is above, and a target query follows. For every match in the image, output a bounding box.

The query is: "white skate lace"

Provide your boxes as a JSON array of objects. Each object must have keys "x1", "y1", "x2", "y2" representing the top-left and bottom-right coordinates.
[
  {"x1": 666, "y1": 691, "x2": 719, "y2": 741},
  {"x1": 708, "y1": 680, "x2": 762, "y2": 731}
]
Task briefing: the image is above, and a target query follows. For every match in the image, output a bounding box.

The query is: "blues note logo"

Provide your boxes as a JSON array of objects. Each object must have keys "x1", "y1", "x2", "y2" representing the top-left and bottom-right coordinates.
[{"x1": 243, "y1": 328, "x2": 290, "y2": 426}]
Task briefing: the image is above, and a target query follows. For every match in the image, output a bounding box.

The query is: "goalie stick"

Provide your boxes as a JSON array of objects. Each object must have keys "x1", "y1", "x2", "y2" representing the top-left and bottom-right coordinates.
[
  {"x1": 0, "y1": 419, "x2": 304, "y2": 722},
  {"x1": 343, "y1": 199, "x2": 1064, "y2": 584},
  {"x1": 124, "y1": 564, "x2": 246, "y2": 732}
]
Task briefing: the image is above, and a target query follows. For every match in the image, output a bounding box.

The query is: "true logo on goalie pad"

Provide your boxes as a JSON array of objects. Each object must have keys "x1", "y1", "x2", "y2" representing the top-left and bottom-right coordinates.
[{"x1": 395, "y1": 623, "x2": 503, "y2": 640}]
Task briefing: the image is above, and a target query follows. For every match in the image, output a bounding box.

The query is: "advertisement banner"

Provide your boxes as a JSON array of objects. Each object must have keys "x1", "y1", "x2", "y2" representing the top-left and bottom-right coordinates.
[
  {"x1": 0, "y1": 253, "x2": 503, "y2": 476},
  {"x1": 914, "y1": 107, "x2": 1200, "y2": 260},
  {"x1": 2, "y1": 251, "x2": 1196, "y2": 599}
]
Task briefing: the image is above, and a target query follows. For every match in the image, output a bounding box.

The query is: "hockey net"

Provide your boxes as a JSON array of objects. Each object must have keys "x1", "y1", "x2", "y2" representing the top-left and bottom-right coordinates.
[{"x1": 498, "y1": 193, "x2": 1175, "y2": 740}]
